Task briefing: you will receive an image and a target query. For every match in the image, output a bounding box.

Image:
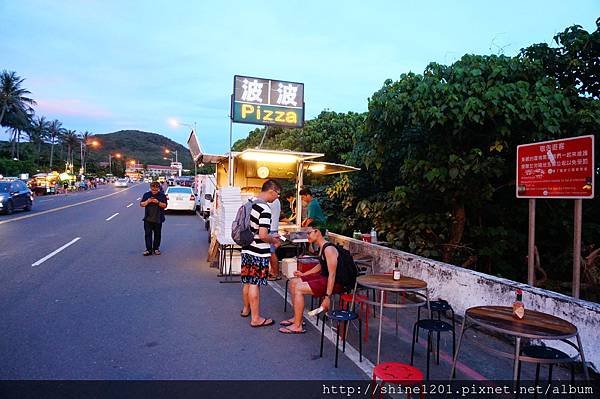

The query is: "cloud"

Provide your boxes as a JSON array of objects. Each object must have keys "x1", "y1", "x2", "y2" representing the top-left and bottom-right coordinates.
[{"x1": 36, "y1": 98, "x2": 112, "y2": 119}]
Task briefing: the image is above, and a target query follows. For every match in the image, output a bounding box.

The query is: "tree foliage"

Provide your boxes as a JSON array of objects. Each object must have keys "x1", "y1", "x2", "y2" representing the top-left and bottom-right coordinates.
[
  {"x1": 235, "y1": 20, "x2": 600, "y2": 291},
  {"x1": 233, "y1": 110, "x2": 364, "y2": 164},
  {"x1": 0, "y1": 70, "x2": 36, "y2": 128},
  {"x1": 328, "y1": 21, "x2": 600, "y2": 285}
]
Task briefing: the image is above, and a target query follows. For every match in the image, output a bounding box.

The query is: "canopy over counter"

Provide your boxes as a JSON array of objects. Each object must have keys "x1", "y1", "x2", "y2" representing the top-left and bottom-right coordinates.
[{"x1": 187, "y1": 132, "x2": 359, "y2": 228}]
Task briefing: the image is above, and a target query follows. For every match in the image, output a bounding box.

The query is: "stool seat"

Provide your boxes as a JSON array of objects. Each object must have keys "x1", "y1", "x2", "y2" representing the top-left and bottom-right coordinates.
[
  {"x1": 373, "y1": 362, "x2": 424, "y2": 382},
  {"x1": 429, "y1": 300, "x2": 452, "y2": 312},
  {"x1": 517, "y1": 345, "x2": 577, "y2": 386},
  {"x1": 415, "y1": 319, "x2": 453, "y2": 332},
  {"x1": 411, "y1": 318, "x2": 456, "y2": 379},
  {"x1": 328, "y1": 309, "x2": 359, "y2": 321},
  {"x1": 320, "y1": 309, "x2": 362, "y2": 367},
  {"x1": 521, "y1": 345, "x2": 571, "y2": 361}
]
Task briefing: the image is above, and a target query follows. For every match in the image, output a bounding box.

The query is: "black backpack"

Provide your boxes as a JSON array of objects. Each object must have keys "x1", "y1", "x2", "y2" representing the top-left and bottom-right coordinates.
[{"x1": 322, "y1": 243, "x2": 359, "y2": 292}]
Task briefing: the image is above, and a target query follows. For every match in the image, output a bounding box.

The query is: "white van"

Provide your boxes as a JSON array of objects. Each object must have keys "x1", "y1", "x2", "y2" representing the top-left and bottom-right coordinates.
[{"x1": 194, "y1": 174, "x2": 216, "y2": 218}]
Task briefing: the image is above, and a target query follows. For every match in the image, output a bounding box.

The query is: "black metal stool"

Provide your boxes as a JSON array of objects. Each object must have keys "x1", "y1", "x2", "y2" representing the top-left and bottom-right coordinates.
[
  {"x1": 416, "y1": 299, "x2": 454, "y2": 343},
  {"x1": 320, "y1": 309, "x2": 362, "y2": 368},
  {"x1": 410, "y1": 319, "x2": 455, "y2": 380},
  {"x1": 517, "y1": 345, "x2": 576, "y2": 385}
]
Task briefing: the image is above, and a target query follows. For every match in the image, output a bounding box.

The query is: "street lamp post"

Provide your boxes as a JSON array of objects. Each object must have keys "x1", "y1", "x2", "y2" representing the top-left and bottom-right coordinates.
[
  {"x1": 109, "y1": 153, "x2": 121, "y2": 175},
  {"x1": 165, "y1": 149, "x2": 178, "y2": 163},
  {"x1": 164, "y1": 149, "x2": 181, "y2": 177},
  {"x1": 80, "y1": 141, "x2": 84, "y2": 175},
  {"x1": 169, "y1": 120, "x2": 197, "y2": 177},
  {"x1": 80, "y1": 139, "x2": 99, "y2": 175}
]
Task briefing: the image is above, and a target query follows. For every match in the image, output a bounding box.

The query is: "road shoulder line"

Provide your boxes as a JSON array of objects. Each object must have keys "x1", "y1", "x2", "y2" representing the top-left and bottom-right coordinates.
[{"x1": 32, "y1": 237, "x2": 81, "y2": 267}]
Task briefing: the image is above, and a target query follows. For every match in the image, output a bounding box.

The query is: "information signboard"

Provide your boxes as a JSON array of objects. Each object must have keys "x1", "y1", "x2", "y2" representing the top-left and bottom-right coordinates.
[
  {"x1": 231, "y1": 75, "x2": 304, "y2": 128},
  {"x1": 516, "y1": 135, "x2": 594, "y2": 199}
]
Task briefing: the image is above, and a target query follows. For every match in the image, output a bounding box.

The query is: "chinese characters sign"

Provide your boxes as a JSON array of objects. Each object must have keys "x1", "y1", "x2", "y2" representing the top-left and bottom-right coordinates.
[
  {"x1": 516, "y1": 135, "x2": 594, "y2": 199},
  {"x1": 231, "y1": 75, "x2": 304, "y2": 128}
]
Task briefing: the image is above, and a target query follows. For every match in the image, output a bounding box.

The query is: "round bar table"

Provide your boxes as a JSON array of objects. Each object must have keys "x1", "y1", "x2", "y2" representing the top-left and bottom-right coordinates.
[
  {"x1": 450, "y1": 306, "x2": 589, "y2": 382},
  {"x1": 353, "y1": 274, "x2": 429, "y2": 365}
]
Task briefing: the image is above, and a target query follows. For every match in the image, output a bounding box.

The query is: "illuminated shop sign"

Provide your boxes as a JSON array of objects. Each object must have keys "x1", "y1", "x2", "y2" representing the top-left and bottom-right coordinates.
[{"x1": 231, "y1": 75, "x2": 304, "y2": 128}]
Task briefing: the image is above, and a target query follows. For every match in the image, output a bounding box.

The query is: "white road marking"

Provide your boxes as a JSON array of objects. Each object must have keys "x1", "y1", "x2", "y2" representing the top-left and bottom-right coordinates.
[
  {"x1": 126, "y1": 203, "x2": 133, "y2": 208},
  {"x1": 136, "y1": 197, "x2": 141, "y2": 201},
  {"x1": 267, "y1": 281, "x2": 374, "y2": 376},
  {"x1": 105, "y1": 213, "x2": 119, "y2": 221},
  {"x1": 32, "y1": 237, "x2": 81, "y2": 267}
]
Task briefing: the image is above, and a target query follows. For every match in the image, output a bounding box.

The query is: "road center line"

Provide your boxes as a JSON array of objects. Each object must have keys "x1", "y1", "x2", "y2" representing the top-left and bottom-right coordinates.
[
  {"x1": 136, "y1": 197, "x2": 141, "y2": 201},
  {"x1": 32, "y1": 237, "x2": 81, "y2": 267},
  {"x1": 0, "y1": 186, "x2": 136, "y2": 226},
  {"x1": 105, "y1": 213, "x2": 119, "y2": 221},
  {"x1": 126, "y1": 203, "x2": 133, "y2": 208}
]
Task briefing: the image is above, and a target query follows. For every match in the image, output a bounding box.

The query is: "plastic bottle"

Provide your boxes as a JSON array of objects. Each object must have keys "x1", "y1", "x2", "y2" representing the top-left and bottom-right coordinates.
[
  {"x1": 512, "y1": 289, "x2": 525, "y2": 319},
  {"x1": 370, "y1": 227, "x2": 378, "y2": 244},
  {"x1": 308, "y1": 306, "x2": 324, "y2": 316},
  {"x1": 393, "y1": 258, "x2": 401, "y2": 281}
]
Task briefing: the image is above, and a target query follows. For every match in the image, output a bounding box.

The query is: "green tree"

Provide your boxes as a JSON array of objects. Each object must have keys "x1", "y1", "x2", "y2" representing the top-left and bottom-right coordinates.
[
  {"x1": 47, "y1": 119, "x2": 64, "y2": 170},
  {"x1": 0, "y1": 70, "x2": 36, "y2": 128},
  {"x1": 521, "y1": 17, "x2": 600, "y2": 100},
  {"x1": 26, "y1": 115, "x2": 50, "y2": 166},
  {"x1": 233, "y1": 110, "x2": 364, "y2": 165},
  {"x1": 62, "y1": 129, "x2": 80, "y2": 172},
  {"x1": 341, "y1": 53, "x2": 588, "y2": 272},
  {"x1": 79, "y1": 130, "x2": 93, "y2": 172}
]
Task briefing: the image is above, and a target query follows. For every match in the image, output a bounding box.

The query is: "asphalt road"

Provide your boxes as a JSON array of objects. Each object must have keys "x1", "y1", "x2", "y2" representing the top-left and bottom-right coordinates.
[
  {"x1": 0, "y1": 184, "x2": 368, "y2": 380},
  {"x1": 3, "y1": 184, "x2": 580, "y2": 385}
]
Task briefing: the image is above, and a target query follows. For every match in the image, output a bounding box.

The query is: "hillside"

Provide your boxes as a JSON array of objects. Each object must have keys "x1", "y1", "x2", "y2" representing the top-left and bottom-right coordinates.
[{"x1": 87, "y1": 130, "x2": 193, "y2": 169}]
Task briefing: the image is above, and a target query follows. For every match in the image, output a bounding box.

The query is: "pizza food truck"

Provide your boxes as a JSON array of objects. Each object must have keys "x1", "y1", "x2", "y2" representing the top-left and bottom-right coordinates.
[{"x1": 188, "y1": 135, "x2": 358, "y2": 273}]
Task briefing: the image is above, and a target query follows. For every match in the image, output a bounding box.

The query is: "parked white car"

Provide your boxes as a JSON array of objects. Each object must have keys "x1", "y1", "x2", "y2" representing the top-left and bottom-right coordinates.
[
  {"x1": 165, "y1": 186, "x2": 196, "y2": 213},
  {"x1": 114, "y1": 178, "x2": 129, "y2": 188}
]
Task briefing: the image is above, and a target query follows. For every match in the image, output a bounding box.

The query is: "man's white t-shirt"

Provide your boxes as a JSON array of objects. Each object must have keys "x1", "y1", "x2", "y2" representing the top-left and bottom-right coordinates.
[{"x1": 270, "y1": 198, "x2": 281, "y2": 232}]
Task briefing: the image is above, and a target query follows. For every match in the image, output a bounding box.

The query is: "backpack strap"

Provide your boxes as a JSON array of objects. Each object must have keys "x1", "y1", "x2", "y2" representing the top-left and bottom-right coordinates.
[{"x1": 319, "y1": 242, "x2": 337, "y2": 261}]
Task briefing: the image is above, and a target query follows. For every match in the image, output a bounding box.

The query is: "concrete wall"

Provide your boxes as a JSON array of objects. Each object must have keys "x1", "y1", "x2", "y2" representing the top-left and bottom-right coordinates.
[{"x1": 329, "y1": 233, "x2": 600, "y2": 372}]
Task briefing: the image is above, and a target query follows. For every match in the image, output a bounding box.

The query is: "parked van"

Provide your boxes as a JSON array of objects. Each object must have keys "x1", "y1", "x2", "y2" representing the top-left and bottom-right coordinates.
[{"x1": 194, "y1": 174, "x2": 216, "y2": 218}]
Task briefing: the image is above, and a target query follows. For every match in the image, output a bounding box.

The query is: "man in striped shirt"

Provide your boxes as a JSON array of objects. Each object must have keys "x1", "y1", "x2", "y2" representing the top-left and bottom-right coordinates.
[{"x1": 240, "y1": 179, "x2": 282, "y2": 328}]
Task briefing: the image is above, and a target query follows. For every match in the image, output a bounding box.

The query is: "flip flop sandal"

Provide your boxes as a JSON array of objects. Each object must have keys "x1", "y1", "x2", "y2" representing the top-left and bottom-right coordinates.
[
  {"x1": 251, "y1": 318, "x2": 274, "y2": 328},
  {"x1": 240, "y1": 310, "x2": 250, "y2": 318},
  {"x1": 279, "y1": 320, "x2": 306, "y2": 327},
  {"x1": 279, "y1": 327, "x2": 307, "y2": 334},
  {"x1": 154, "y1": 250, "x2": 161, "y2": 255},
  {"x1": 143, "y1": 250, "x2": 152, "y2": 256}
]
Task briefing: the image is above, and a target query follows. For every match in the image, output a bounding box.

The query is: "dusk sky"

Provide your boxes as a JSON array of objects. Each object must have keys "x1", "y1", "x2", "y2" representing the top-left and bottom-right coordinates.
[{"x1": 1, "y1": 1, "x2": 598, "y2": 154}]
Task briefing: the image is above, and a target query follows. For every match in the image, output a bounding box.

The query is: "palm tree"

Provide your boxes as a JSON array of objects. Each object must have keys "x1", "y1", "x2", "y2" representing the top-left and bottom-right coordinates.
[
  {"x1": 47, "y1": 119, "x2": 64, "y2": 170},
  {"x1": 5, "y1": 110, "x2": 31, "y2": 160},
  {"x1": 0, "y1": 70, "x2": 36, "y2": 128},
  {"x1": 27, "y1": 116, "x2": 50, "y2": 166},
  {"x1": 79, "y1": 130, "x2": 92, "y2": 172},
  {"x1": 62, "y1": 129, "x2": 80, "y2": 173}
]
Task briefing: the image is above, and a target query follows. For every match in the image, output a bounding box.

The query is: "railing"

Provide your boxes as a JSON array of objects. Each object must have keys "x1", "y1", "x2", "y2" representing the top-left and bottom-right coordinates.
[{"x1": 328, "y1": 232, "x2": 600, "y2": 372}]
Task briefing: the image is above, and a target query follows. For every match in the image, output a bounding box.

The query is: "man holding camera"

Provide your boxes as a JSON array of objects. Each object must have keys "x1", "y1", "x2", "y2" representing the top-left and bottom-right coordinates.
[{"x1": 140, "y1": 181, "x2": 168, "y2": 256}]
